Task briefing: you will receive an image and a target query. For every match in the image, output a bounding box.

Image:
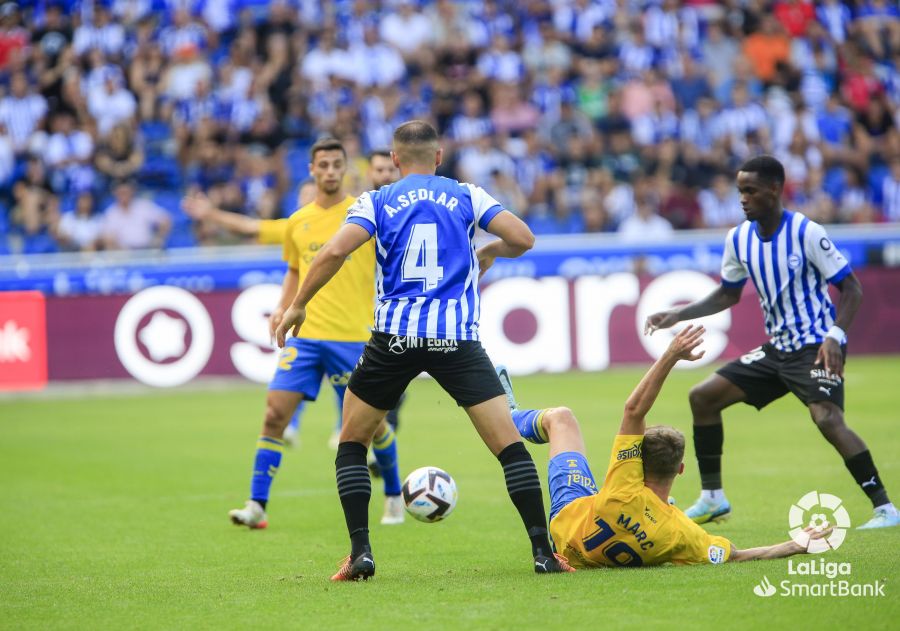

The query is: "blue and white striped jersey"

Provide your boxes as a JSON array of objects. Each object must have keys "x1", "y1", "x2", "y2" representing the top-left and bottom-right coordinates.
[
  {"x1": 721, "y1": 211, "x2": 852, "y2": 352},
  {"x1": 346, "y1": 174, "x2": 505, "y2": 340}
]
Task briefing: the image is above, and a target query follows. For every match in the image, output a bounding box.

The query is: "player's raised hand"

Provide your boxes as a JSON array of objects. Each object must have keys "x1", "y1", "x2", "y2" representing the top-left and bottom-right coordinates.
[
  {"x1": 665, "y1": 324, "x2": 706, "y2": 362},
  {"x1": 274, "y1": 305, "x2": 306, "y2": 348},
  {"x1": 644, "y1": 309, "x2": 680, "y2": 335},
  {"x1": 815, "y1": 338, "x2": 844, "y2": 379},
  {"x1": 181, "y1": 192, "x2": 214, "y2": 220}
]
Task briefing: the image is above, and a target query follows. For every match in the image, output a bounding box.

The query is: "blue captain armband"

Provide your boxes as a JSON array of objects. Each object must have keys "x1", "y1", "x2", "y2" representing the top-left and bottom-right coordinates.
[
  {"x1": 346, "y1": 216, "x2": 375, "y2": 236},
  {"x1": 478, "y1": 205, "x2": 504, "y2": 230}
]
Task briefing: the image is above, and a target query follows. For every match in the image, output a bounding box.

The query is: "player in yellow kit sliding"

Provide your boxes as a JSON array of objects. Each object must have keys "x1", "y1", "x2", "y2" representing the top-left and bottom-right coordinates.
[{"x1": 500, "y1": 325, "x2": 832, "y2": 568}]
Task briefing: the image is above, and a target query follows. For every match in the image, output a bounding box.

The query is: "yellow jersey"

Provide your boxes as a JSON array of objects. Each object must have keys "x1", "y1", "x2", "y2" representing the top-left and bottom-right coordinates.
[
  {"x1": 550, "y1": 434, "x2": 732, "y2": 568},
  {"x1": 282, "y1": 196, "x2": 375, "y2": 342},
  {"x1": 258, "y1": 218, "x2": 288, "y2": 245}
]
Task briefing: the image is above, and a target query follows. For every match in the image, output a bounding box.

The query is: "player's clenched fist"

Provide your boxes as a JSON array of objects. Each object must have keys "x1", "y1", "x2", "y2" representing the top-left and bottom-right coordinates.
[
  {"x1": 644, "y1": 309, "x2": 680, "y2": 335},
  {"x1": 664, "y1": 325, "x2": 706, "y2": 363}
]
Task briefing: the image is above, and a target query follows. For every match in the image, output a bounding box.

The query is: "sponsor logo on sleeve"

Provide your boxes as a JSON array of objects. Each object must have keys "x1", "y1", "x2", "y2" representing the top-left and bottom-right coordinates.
[
  {"x1": 616, "y1": 443, "x2": 642, "y2": 461},
  {"x1": 708, "y1": 545, "x2": 726, "y2": 564}
]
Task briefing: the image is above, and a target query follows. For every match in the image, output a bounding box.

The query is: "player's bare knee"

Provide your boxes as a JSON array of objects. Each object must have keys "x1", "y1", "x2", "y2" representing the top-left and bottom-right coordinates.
[
  {"x1": 688, "y1": 385, "x2": 716, "y2": 415},
  {"x1": 543, "y1": 407, "x2": 578, "y2": 433},
  {"x1": 262, "y1": 402, "x2": 291, "y2": 435},
  {"x1": 810, "y1": 405, "x2": 845, "y2": 435}
]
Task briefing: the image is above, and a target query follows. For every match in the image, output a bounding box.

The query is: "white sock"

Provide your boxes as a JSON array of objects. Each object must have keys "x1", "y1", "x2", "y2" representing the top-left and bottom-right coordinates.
[{"x1": 701, "y1": 489, "x2": 724, "y2": 503}]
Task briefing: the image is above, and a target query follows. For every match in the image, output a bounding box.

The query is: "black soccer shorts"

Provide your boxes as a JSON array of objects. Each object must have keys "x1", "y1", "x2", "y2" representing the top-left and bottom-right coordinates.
[
  {"x1": 348, "y1": 331, "x2": 506, "y2": 410},
  {"x1": 717, "y1": 342, "x2": 846, "y2": 410}
]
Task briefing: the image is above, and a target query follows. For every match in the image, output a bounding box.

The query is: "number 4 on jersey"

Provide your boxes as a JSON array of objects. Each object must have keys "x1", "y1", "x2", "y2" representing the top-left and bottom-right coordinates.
[{"x1": 402, "y1": 223, "x2": 444, "y2": 290}]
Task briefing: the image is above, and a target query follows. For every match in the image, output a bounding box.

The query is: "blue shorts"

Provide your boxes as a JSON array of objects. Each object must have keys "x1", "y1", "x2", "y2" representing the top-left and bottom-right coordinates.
[
  {"x1": 547, "y1": 451, "x2": 599, "y2": 522},
  {"x1": 269, "y1": 338, "x2": 365, "y2": 401}
]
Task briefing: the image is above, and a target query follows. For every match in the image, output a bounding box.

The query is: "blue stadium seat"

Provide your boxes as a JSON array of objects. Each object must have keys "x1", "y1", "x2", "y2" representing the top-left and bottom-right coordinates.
[
  {"x1": 23, "y1": 233, "x2": 59, "y2": 255},
  {"x1": 285, "y1": 146, "x2": 311, "y2": 184},
  {"x1": 281, "y1": 187, "x2": 300, "y2": 217},
  {"x1": 869, "y1": 165, "x2": 890, "y2": 207},
  {"x1": 96, "y1": 194, "x2": 114, "y2": 213},
  {"x1": 236, "y1": 0, "x2": 273, "y2": 23},
  {"x1": 139, "y1": 154, "x2": 183, "y2": 188},
  {"x1": 165, "y1": 226, "x2": 197, "y2": 249},
  {"x1": 139, "y1": 120, "x2": 172, "y2": 143},
  {"x1": 527, "y1": 215, "x2": 567, "y2": 236},
  {"x1": 60, "y1": 194, "x2": 78, "y2": 214},
  {"x1": 153, "y1": 191, "x2": 192, "y2": 227},
  {"x1": 823, "y1": 167, "x2": 845, "y2": 201}
]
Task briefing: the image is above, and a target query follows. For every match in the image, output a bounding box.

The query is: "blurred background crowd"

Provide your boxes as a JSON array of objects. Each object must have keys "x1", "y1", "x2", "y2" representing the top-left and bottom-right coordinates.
[{"x1": 1, "y1": 0, "x2": 899, "y2": 254}]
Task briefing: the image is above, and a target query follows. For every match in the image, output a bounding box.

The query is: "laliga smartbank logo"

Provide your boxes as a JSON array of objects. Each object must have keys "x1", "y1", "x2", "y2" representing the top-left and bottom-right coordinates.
[
  {"x1": 752, "y1": 491, "x2": 885, "y2": 599},
  {"x1": 788, "y1": 490, "x2": 850, "y2": 552}
]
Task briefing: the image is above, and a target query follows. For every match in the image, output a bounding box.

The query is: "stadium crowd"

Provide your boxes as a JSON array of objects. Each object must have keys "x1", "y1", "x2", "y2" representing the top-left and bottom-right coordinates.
[{"x1": 1, "y1": 0, "x2": 899, "y2": 254}]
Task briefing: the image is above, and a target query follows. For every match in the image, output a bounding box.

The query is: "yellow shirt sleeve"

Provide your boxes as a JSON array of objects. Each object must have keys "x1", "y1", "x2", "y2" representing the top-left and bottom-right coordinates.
[
  {"x1": 670, "y1": 511, "x2": 733, "y2": 565},
  {"x1": 282, "y1": 214, "x2": 301, "y2": 268},
  {"x1": 258, "y1": 218, "x2": 289, "y2": 245},
  {"x1": 602, "y1": 434, "x2": 645, "y2": 499}
]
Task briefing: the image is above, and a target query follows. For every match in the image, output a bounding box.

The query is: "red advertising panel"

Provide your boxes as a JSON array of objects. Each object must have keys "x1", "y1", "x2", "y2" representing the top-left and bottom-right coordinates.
[
  {"x1": 0, "y1": 291, "x2": 48, "y2": 391},
  {"x1": 31, "y1": 268, "x2": 900, "y2": 389}
]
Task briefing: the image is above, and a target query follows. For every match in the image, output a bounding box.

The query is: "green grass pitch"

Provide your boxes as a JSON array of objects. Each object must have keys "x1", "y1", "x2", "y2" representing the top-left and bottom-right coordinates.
[{"x1": 2, "y1": 357, "x2": 898, "y2": 630}]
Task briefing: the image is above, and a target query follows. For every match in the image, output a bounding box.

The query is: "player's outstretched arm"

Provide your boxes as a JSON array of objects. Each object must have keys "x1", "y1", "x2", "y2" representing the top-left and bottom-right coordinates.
[
  {"x1": 275, "y1": 223, "x2": 372, "y2": 347},
  {"x1": 182, "y1": 192, "x2": 261, "y2": 237},
  {"x1": 644, "y1": 285, "x2": 742, "y2": 335},
  {"x1": 730, "y1": 527, "x2": 832, "y2": 562},
  {"x1": 476, "y1": 211, "x2": 535, "y2": 278},
  {"x1": 620, "y1": 325, "x2": 706, "y2": 435},
  {"x1": 816, "y1": 272, "x2": 862, "y2": 378}
]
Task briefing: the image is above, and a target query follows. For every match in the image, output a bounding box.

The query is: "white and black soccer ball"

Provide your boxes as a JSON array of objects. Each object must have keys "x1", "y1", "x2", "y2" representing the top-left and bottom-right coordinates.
[{"x1": 402, "y1": 466, "x2": 458, "y2": 523}]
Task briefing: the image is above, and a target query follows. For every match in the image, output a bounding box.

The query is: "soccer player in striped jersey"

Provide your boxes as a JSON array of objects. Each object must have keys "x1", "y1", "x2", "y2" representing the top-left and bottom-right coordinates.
[
  {"x1": 227, "y1": 139, "x2": 405, "y2": 530},
  {"x1": 277, "y1": 120, "x2": 572, "y2": 579},
  {"x1": 498, "y1": 326, "x2": 834, "y2": 568},
  {"x1": 645, "y1": 155, "x2": 898, "y2": 531}
]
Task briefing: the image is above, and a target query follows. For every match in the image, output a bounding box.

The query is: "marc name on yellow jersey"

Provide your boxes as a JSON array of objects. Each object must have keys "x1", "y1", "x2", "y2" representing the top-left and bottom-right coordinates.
[{"x1": 550, "y1": 434, "x2": 732, "y2": 568}]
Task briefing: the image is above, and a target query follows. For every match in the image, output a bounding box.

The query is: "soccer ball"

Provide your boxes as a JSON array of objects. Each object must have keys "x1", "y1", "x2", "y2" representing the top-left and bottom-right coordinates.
[{"x1": 401, "y1": 466, "x2": 458, "y2": 523}]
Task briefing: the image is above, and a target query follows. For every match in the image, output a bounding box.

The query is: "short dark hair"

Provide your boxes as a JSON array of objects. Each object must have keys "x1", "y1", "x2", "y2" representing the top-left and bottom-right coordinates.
[
  {"x1": 642, "y1": 425, "x2": 685, "y2": 480},
  {"x1": 368, "y1": 149, "x2": 392, "y2": 161},
  {"x1": 309, "y1": 137, "x2": 346, "y2": 161},
  {"x1": 393, "y1": 120, "x2": 438, "y2": 146},
  {"x1": 738, "y1": 155, "x2": 785, "y2": 187},
  {"x1": 392, "y1": 120, "x2": 439, "y2": 165}
]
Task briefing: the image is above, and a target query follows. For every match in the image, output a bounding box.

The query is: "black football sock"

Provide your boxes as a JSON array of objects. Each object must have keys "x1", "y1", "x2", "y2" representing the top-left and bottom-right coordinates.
[
  {"x1": 694, "y1": 424, "x2": 724, "y2": 490},
  {"x1": 844, "y1": 450, "x2": 890, "y2": 508},
  {"x1": 497, "y1": 442, "x2": 552, "y2": 558},
  {"x1": 335, "y1": 441, "x2": 372, "y2": 558}
]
